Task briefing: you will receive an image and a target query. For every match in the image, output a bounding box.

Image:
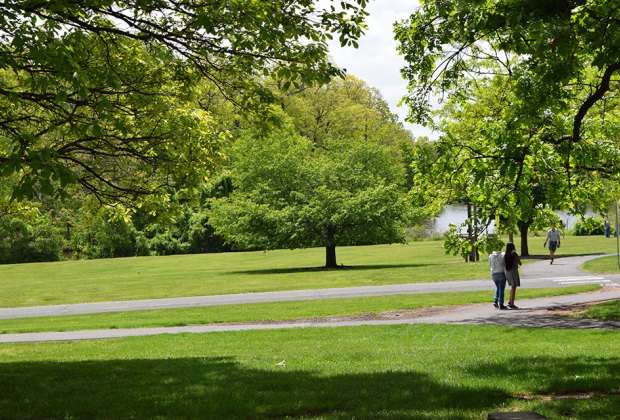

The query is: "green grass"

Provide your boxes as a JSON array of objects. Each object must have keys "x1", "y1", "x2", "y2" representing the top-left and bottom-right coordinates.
[
  {"x1": 0, "y1": 235, "x2": 615, "y2": 308},
  {"x1": 0, "y1": 324, "x2": 618, "y2": 419},
  {"x1": 0, "y1": 285, "x2": 599, "y2": 334},
  {"x1": 581, "y1": 300, "x2": 620, "y2": 321},
  {"x1": 582, "y1": 255, "x2": 620, "y2": 273}
]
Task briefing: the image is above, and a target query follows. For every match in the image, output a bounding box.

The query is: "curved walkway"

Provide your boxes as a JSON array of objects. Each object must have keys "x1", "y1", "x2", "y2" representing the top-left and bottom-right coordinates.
[{"x1": 1, "y1": 255, "x2": 619, "y2": 343}]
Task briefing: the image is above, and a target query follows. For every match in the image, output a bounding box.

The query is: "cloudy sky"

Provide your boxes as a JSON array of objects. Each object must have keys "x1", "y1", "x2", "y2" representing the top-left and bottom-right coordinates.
[{"x1": 324, "y1": 1, "x2": 435, "y2": 139}]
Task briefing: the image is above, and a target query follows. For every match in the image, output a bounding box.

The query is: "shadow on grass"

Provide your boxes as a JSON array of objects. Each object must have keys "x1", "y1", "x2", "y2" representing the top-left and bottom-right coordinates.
[
  {"x1": 232, "y1": 263, "x2": 433, "y2": 275},
  {"x1": 0, "y1": 356, "x2": 506, "y2": 418},
  {"x1": 1, "y1": 354, "x2": 619, "y2": 418},
  {"x1": 465, "y1": 355, "x2": 620, "y2": 419}
]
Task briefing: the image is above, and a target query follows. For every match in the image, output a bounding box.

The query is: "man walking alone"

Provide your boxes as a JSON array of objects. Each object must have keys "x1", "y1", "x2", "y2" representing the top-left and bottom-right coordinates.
[{"x1": 543, "y1": 225, "x2": 561, "y2": 264}]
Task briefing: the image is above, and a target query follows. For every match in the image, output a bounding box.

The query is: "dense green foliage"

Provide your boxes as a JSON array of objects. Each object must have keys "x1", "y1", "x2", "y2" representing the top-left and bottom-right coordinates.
[
  {"x1": 397, "y1": 2, "x2": 620, "y2": 257},
  {"x1": 396, "y1": 0, "x2": 620, "y2": 146},
  {"x1": 0, "y1": 215, "x2": 64, "y2": 263},
  {"x1": 573, "y1": 217, "x2": 608, "y2": 236},
  {"x1": 1, "y1": 0, "x2": 368, "y2": 206},
  {"x1": 209, "y1": 121, "x2": 413, "y2": 267}
]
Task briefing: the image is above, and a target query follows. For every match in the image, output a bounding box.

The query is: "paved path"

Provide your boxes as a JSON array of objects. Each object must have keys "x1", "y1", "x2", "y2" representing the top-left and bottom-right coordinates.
[
  {"x1": 1, "y1": 254, "x2": 618, "y2": 320},
  {"x1": 1, "y1": 254, "x2": 619, "y2": 343}
]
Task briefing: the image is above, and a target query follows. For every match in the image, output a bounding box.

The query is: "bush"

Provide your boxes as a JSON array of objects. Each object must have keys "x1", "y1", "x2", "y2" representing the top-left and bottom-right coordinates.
[
  {"x1": 0, "y1": 216, "x2": 64, "y2": 264},
  {"x1": 573, "y1": 217, "x2": 606, "y2": 236},
  {"x1": 72, "y1": 215, "x2": 144, "y2": 258},
  {"x1": 149, "y1": 232, "x2": 189, "y2": 256}
]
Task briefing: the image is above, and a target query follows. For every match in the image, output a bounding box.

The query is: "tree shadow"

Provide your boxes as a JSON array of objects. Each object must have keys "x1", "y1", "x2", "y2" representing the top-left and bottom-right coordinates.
[
  {"x1": 2, "y1": 353, "x2": 618, "y2": 418},
  {"x1": 464, "y1": 354, "x2": 620, "y2": 418},
  {"x1": 0, "y1": 356, "x2": 507, "y2": 418},
  {"x1": 232, "y1": 263, "x2": 433, "y2": 275}
]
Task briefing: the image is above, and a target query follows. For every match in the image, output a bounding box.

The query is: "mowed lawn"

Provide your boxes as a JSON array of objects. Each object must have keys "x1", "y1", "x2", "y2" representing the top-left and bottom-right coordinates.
[
  {"x1": 0, "y1": 236, "x2": 618, "y2": 419},
  {"x1": 0, "y1": 325, "x2": 618, "y2": 419},
  {"x1": 0, "y1": 235, "x2": 616, "y2": 308}
]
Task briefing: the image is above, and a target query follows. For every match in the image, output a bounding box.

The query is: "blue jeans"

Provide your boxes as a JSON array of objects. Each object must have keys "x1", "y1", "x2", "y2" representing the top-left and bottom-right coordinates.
[{"x1": 492, "y1": 272, "x2": 506, "y2": 305}]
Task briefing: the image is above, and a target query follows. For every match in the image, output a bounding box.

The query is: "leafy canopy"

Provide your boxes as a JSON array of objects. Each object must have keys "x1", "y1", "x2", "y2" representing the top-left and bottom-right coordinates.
[
  {"x1": 209, "y1": 119, "x2": 413, "y2": 267},
  {"x1": 0, "y1": 1, "x2": 369, "y2": 206},
  {"x1": 395, "y1": 0, "x2": 620, "y2": 146}
]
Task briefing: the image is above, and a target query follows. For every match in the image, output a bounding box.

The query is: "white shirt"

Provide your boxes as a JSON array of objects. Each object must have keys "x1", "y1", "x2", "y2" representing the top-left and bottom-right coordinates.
[
  {"x1": 488, "y1": 251, "x2": 505, "y2": 274},
  {"x1": 547, "y1": 229, "x2": 561, "y2": 242}
]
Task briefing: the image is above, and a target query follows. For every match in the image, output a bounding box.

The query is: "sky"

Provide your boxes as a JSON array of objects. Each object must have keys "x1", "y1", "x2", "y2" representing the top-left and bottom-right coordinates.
[{"x1": 323, "y1": 1, "x2": 435, "y2": 139}]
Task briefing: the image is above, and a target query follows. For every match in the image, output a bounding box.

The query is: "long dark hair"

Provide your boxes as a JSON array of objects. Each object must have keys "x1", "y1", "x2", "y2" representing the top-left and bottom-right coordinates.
[{"x1": 504, "y1": 242, "x2": 516, "y2": 269}]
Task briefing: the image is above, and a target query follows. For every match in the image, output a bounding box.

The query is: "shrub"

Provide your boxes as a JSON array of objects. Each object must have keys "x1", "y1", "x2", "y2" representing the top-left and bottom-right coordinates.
[
  {"x1": 573, "y1": 217, "x2": 606, "y2": 236},
  {"x1": 0, "y1": 216, "x2": 64, "y2": 263}
]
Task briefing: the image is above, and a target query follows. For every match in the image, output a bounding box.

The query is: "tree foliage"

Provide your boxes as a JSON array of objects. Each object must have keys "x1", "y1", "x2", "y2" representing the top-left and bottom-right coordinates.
[
  {"x1": 0, "y1": 1, "x2": 369, "y2": 206},
  {"x1": 209, "y1": 121, "x2": 413, "y2": 268},
  {"x1": 411, "y1": 74, "x2": 616, "y2": 256},
  {"x1": 395, "y1": 0, "x2": 620, "y2": 145},
  {"x1": 396, "y1": 1, "x2": 620, "y2": 255}
]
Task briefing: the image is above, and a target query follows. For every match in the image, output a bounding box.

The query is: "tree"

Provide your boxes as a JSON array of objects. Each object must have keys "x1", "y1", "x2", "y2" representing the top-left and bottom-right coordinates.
[
  {"x1": 395, "y1": 1, "x2": 620, "y2": 142},
  {"x1": 411, "y1": 74, "x2": 616, "y2": 257},
  {"x1": 279, "y1": 76, "x2": 411, "y2": 147},
  {"x1": 395, "y1": 1, "x2": 620, "y2": 254},
  {"x1": 208, "y1": 121, "x2": 413, "y2": 268},
  {"x1": 1, "y1": 1, "x2": 369, "y2": 205}
]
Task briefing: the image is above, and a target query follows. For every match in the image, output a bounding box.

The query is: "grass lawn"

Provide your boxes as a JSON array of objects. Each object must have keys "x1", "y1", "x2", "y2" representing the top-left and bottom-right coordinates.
[
  {"x1": 0, "y1": 285, "x2": 599, "y2": 334},
  {"x1": 0, "y1": 236, "x2": 617, "y2": 419},
  {"x1": 0, "y1": 324, "x2": 618, "y2": 419},
  {"x1": 582, "y1": 255, "x2": 620, "y2": 274},
  {"x1": 580, "y1": 300, "x2": 620, "y2": 321},
  {"x1": 0, "y1": 235, "x2": 615, "y2": 308}
]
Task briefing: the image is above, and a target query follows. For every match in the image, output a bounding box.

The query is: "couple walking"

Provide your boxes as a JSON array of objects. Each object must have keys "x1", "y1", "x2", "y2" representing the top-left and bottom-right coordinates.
[{"x1": 489, "y1": 243, "x2": 521, "y2": 309}]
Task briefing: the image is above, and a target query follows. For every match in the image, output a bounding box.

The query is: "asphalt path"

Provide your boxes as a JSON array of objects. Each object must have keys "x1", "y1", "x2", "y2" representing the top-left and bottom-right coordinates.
[
  {"x1": 1, "y1": 254, "x2": 618, "y2": 320},
  {"x1": 1, "y1": 254, "x2": 619, "y2": 343}
]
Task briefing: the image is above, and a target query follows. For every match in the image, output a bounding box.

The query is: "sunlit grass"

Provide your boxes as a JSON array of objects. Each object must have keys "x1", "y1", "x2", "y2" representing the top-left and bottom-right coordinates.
[
  {"x1": 581, "y1": 300, "x2": 620, "y2": 321},
  {"x1": 0, "y1": 285, "x2": 598, "y2": 334},
  {"x1": 0, "y1": 235, "x2": 615, "y2": 308},
  {"x1": 582, "y1": 255, "x2": 620, "y2": 273},
  {"x1": 0, "y1": 324, "x2": 617, "y2": 419}
]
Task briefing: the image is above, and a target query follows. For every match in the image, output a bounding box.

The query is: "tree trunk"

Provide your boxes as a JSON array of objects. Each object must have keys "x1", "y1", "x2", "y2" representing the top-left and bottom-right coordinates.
[
  {"x1": 325, "y1": 244, "x2": 337, "y2": 268},
  {"x1": 518, "y1": 222, "x2": 530, "y2": 256}
]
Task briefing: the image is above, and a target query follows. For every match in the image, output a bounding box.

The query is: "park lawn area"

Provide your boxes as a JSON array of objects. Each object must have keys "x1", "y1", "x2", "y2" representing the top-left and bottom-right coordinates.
[
  {"x1": 0, "y1": 285, "x2": 598, "y2": 334},
  {"x1": 0, "y1": 235, "x2": 615, "y2": 309},
  {"x1": 582, "y1": 255, "x2": 620, "y2": 274},
  {"x1": 0, "y1": 324, "x2": 618, "y2": 419},
  {"x1": 580, "y1": 300, "x2": 620, "y2": 321}
]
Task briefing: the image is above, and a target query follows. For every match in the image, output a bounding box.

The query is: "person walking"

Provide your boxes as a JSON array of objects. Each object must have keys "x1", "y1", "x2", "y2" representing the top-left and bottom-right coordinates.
[
  {"x1": 504, "y1": 242, "x2": 521, "y2": 309},
  {"x1": 489, "y1": 248, "x2": 507, "y2": 310},
  {"x1": 543, "y1": 225, "x2": 561, "y2": 264},
  {"x1": 605, "y1": 218, "x2": 611, "y2": 238}
]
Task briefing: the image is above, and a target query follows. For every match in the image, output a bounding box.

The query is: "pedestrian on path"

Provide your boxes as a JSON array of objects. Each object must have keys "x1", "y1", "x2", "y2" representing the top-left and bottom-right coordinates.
[
  {"x1": 543, "y1": 225, "x2": 561, "y2": 264},
  {"x1": 504, "y1": 242, "x2": 521, "y2": 309},
  {"x1": 489, "y1": 249, "x2": 507, "y2": 310},
  {"x1": 605, "y1": 218, "x2": 611, "y2": 238}
]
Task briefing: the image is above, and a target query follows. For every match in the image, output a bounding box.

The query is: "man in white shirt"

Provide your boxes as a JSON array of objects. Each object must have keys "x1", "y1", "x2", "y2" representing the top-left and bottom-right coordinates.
[
  {"x1": 488, "y1": 249, "x2": 507, "y2": 309},
  {"x1": 543, "y1": 226, "x2": 561, "y2": 264}
]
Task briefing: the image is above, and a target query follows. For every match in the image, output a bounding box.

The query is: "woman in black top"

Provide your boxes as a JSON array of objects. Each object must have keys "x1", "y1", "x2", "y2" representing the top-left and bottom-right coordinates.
[{"x1": 504, "y1": 242, "x2": 522, "y2": 309}]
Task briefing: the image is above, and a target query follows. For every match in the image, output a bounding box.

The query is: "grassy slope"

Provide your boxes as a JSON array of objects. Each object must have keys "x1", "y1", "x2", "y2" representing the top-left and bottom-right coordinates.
[
  {"x1": 0, "y1": 237, "x2": 617, "y2": 418},
  {"x1": 0, "y1": 285, "x2": 598, "y2": 334},
  {"x1": 0, "y1": 325, "x2": 618, "y2": 419},
  {"x1": 0, "y1": 235, "x2": 616, "y2": 308}
]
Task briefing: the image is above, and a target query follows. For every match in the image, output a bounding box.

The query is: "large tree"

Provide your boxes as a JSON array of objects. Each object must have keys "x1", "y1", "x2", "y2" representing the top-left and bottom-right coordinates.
[
  {"x1": 0, "y1": 1, "x2": 368, "y2": 206},
  {"x1": 208, "y1": 121, "x2": 412, "y2": 268},
  {"x1": 395, "y1": 1, "x2": 620, "y2": 252},
  {"x1": 412, "y1": 75, "x2": 617, "y2": 256},
  {"x1": 395, "y1": 1, "x2": 620, "y2": 140}
]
